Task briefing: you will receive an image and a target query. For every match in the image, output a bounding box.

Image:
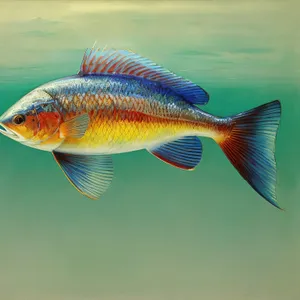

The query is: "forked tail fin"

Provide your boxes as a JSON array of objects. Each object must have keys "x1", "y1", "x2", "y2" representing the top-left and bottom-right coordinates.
[{"x1": 218, "y1": 100, "x2": 282, "y2": 209}]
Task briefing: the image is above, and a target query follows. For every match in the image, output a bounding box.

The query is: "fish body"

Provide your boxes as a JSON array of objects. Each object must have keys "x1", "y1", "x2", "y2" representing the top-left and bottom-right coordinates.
[
  {"x1": 37, "y1": 75, "x2": 225, "y2": 154},
  {"x1": 0, "y1": 48, "x2": 282, "y2": 208}
]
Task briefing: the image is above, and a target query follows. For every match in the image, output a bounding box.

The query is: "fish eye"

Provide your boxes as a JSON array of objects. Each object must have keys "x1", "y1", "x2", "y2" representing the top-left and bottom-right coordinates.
[{"x1": 12, "y1": 114, "x2": 26, "y2": 125}]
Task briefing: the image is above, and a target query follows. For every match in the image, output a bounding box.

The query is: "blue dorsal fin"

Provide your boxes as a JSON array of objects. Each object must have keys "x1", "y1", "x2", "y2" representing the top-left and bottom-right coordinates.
[
  {"x1": 78, "y1": 48, "x2": 209, "y2": 105},
  {"x1": 148, "y1": 136, "x2": 203, "y2": 170}
]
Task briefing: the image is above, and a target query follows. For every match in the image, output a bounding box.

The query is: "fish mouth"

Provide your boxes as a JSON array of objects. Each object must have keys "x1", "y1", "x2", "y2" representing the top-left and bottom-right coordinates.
[{"x1": 0, "y1": 123, "x2": 20, "y2": 140}]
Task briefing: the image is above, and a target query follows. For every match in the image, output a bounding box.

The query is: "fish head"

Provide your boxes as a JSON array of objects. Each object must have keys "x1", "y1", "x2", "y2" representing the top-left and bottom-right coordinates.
[{"x1": 0, "y1": 89, "x2": 62, "y2": 149}]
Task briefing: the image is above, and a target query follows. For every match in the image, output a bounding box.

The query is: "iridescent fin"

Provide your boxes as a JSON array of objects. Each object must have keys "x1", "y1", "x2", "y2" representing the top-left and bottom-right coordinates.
[
  {"x1": 218, "y1": 100, "x2": 282, "y2": 209},
  {"x1": 148, "y1": 136, "x2": 203, "y2": 170},
  {"x1": 59, "y1": 113, "x2": 89, "y2": 138},
  {"x1": 78, "y1": 48, "x2": 209, "y2": 105},
  {"x1": 53, "y1": 152, "x2": 113, "y2": 200}
]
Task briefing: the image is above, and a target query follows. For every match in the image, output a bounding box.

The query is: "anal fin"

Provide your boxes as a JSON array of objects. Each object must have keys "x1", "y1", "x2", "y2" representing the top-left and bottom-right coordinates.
[{"x1": 148, "y1": 136, "x2": 203, "y2": 170}]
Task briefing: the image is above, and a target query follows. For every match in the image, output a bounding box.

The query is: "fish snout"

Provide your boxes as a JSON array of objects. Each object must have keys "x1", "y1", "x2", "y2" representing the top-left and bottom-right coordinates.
[{"x1": 0, "y1": 119, "x2": 21, "y2": 140}]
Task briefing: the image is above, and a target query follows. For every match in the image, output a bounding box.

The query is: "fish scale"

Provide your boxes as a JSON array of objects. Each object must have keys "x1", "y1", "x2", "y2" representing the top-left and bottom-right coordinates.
[{"x1": 42, "y1": 75, "x2": 209, "y2": 154}]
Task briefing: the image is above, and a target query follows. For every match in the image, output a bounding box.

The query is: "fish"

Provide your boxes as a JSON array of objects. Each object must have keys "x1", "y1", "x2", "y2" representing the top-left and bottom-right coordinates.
[{"x1": 0, "y1": 47, "x2": 282, "y2": 208}]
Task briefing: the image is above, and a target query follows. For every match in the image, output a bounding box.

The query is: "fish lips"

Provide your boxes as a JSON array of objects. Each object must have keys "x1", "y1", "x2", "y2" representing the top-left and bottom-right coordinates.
[{"x1": 0, "y1": 121, "x2": 22, "y2": 141}]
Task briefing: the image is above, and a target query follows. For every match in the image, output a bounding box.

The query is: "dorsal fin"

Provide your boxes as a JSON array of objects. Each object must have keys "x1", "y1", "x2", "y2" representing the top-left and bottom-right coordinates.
[{"x1": 78, "y1": 48, "x2": 209, "y2": 105}]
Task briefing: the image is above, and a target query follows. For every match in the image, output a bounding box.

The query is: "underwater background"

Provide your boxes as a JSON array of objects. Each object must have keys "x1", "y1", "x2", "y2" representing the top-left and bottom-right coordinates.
[{"x1": 0, "y1": 1, "x2": 299, "y2": 299}]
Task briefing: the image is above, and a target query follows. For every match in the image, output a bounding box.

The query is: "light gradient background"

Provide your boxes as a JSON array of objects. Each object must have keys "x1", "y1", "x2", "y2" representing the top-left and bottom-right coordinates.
[{"x1": 0, "y1": 1, "x2": 299, "y2": 299}]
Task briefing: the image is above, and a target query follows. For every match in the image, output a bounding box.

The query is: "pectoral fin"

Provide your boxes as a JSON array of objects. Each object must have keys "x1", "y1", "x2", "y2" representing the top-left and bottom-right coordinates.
[
  {"x1": 59, "y1": 113, "x2": 89, "y2": 139},
  {"x1": 148, "y1": 136, "x2": 203, "y2": 170},
  {"x1": 53, "y1": 151, "x2": 113, "y2": 200}
]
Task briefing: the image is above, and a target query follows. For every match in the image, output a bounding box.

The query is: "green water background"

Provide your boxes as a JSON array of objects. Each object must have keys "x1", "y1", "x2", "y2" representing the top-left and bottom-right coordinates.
[{"x1": 0, "y1": 1, "x2": 299, "y2": 299}]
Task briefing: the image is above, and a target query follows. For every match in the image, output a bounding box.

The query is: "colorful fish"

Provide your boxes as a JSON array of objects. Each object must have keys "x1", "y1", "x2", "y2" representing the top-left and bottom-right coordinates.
[{"x1": 0, "y1": 48, "x2": 282, "y2": 208}]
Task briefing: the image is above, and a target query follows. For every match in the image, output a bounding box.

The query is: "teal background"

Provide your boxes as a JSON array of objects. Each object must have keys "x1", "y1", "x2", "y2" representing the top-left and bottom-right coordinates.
[{"x1": 0, "y1": 1, "x2": 299, "y2": 299}]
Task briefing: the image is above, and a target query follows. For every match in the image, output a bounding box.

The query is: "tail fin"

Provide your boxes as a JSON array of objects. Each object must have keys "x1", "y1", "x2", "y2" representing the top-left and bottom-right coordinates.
[{"x1": 218, "y1": 100, "x2": 282, "y2": 209}]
